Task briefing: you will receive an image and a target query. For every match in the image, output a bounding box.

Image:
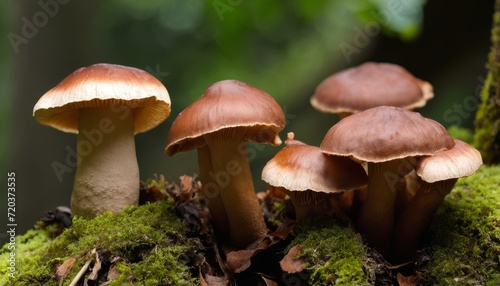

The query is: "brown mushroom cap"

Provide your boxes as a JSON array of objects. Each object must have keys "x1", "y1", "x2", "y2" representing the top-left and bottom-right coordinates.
[
  {"x1": 262, "y1": 138, "x2": 367, "y2": 193},
  {"x1": 416, "y1": 139, "x2": 483, "y2": 183},
  {"x1": 311, "y1": 62, "x2": 433, "y2": 114},
  {"x1": 262, "y1": 133, "x2": 368, "y2": 221},
  {"x1": 165, "y1": 79, "x2": 285, "y2": 156},
  {"x1": 320, "y1": 106, "x2": 455, "y2": 162},
  {"x1": 33, "y1": 63, "x2": 171, "y2": 134}
]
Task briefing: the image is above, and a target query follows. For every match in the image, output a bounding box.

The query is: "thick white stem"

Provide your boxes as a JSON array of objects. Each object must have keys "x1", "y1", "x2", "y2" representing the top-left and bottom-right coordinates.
[{"x1": 72, "y1": 107, "x2": 139, "y2": 218}]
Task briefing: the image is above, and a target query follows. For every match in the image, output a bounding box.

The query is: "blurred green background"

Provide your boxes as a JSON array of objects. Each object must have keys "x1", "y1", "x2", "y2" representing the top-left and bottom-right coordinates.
[{"x1": 0, "y1": 0, "x2": 493, "y2": 243}]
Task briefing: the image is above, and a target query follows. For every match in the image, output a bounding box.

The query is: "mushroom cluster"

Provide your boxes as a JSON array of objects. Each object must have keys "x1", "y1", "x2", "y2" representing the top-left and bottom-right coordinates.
[
  {"x1": 307, "y1": 62, "x2": 481, "y2": 261},
  {"x1": 261, "y1": 62, "x2": 482, "y2": 262},
  {"x1": 320, "y1": 106, "x2": 457, "y2": 256},
  {"x1": 33, "y1": 61, "x2": 482, "y2": 263}
]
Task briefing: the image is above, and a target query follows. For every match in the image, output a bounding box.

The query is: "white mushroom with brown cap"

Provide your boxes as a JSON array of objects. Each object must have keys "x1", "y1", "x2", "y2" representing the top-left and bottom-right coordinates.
[
  {"x1": 393, "y1": 139, "x2": 482, "y2": 263},
  {"x1": 320, "y1": 106, "x2": 455, "y2": 256},
  {"x1": 165, "y1": 79, "x2": 285, "y2": 249},
  {"x1": 261, "y1": 133, "x2": 368, "y2": 220},
  {"x1": 311, "y1": 62, "x2": 433, "y2": 119},
  {"x1": 33, "y1": 63, "x2": 171, "y2": 218}
]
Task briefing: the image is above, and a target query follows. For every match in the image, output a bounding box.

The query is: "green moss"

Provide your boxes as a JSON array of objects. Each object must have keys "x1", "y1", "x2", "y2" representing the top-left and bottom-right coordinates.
[
  {"x1": 423, "y1": 165, "x2": 500, "y2": 285},
  {"x1": 473, "y1": 73, "x2": 500, "y2": 164},
  {"x1": 0, "y1": 228, "x2": 53, "y2": 285},
  {"x1": 132, "y1": 244, "x2": 196, "y2": 286},
  {"x1": 268, "y1": 201, "x2": 287, "y2": 228},
  {"x1": 473, "y1": 1, "x2": 500, "y2": 164},
  {"x1": 286, "y1": 166, "x2": 500, "y2": 285},
  {"x1": 3, "y1": 166, "x2": 499, "y2": 285},
  {"x1": 0, "y1": 200, "x2": 200, "y2": 286},
  {"x1": 287, "y1": 218, "x2": 376, "y2": 285}
]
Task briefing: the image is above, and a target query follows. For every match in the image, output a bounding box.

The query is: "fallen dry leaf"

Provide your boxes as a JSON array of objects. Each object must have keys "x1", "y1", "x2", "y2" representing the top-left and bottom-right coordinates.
[
  {"x1": 257, "y1": 273, "x2": 278, "y2": 286},
  {"x1": 139, "y1": 177, "x2": 167, "y2": 204},
  {"x1": 225, "y1": 217, "x2": 295, "y2": 274},
  {"x1": 55, "y1": 257, "x2": 76, "y2": 285},
  {"x1": 269, "y1": 218, "x2": 296, "y2": 241},
  {"x1": 397, "y1": 273, "x2": 418, "y2": 286},
  {"x1": 107, "y1": 265, "x2": 120, "y2": 281},
  {"x1": 200, "y1": 272, "x2": 230, "y2": 286},
  {"x1": 225, "y1": 237, "x2": 271, "y2": 273},
  {"x1": 196, "y1": 248, "x2": 233, "y2": 286},
  {"x1": 180, "y1": 175, "x2": 193, "y2": 192},
  {"x1": 178, "y1": 175, "x2": 196, "y2": 203},
  {"x1": 106, "y1": 257, "x2": 123, "y2": 282},
  {"x1": 280, "y1": 245, "x2": 305, "y2": 273}
]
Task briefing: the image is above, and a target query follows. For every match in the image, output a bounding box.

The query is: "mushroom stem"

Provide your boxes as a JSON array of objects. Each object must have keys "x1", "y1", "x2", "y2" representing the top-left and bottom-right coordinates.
[
  {"x1": 357, "y1": 158, "x2": 414, "y2": 257},
  {"x1": 394, "y1": 174, "x2": 414, "y2": 219},
  {"x1": 72, "y1": 107, "x2": 139, "y2": 218},
  {"x1": 206, "y1": 136, "x2": 267, "y2": 248},
  {"x1": 392, "y1": 178, "x2": 457, "y2": 263},
  {"x1": 289, "y1": 190, "x2": 327, "y2": 220},
  {"x1": 197, "y1": 145, "x2": 230, "y2": 241},
  {"x1": 288, "y1": 190, "x2": 345, "y2": 221},
  {"x1": 349, "y1": 186, "x2": 367, "y2": 221}
]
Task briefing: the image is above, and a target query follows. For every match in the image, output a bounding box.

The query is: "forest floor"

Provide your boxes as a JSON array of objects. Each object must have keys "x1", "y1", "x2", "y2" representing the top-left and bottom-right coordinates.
[{"x1": 0, "y1": 165, "x2": 499, "y2": 285}]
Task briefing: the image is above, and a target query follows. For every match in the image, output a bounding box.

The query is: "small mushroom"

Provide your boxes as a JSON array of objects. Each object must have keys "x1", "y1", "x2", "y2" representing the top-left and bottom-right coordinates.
[
  {"x1": 165, "y1": 79, "x2": 285, "y2": 248},
  {"x1": 310, "y1": 62, "x2": 433, "y2": 119},
  {"x1": 261, "y1": 133, "x2": 368, "y2": 220},
  {"x1": 320, "y1": 106, "x2": 455, "y2": 256},
  {"x1": 33, "y1": 63, "x2": 171, "y2": 218},
  {"x1": 393, "y1": 139, "x2": 482, "y2": 262}
]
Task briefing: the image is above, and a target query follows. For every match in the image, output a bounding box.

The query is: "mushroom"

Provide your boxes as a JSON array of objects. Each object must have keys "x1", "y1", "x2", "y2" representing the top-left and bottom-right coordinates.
[
  {"x1": 165, "y1": 79, "x2": 285, "y2": 248},
  {"x1": 33, "y1": 63, "x2": 171, "y2": 218},
  {"x1": 310, "y1": 62, "x2": 433, "y2": 119},
  {"x1": 393, "y1": 139, "x2": 482, "y2": 262},
  {"x1": 311, "y1": 62, "x2": 433, "y2": 216},
  {"x1": 319, "y1": 106, "x2": 455, "y2": 256},
  {"x1": 261, "y1": 133, "x2": 368, "y2": 220}
]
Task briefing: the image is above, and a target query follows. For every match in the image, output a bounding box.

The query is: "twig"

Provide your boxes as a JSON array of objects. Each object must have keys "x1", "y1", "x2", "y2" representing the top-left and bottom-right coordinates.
[{"x1": 68, "y1": 249, "x2": 96, "y2": 286}]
